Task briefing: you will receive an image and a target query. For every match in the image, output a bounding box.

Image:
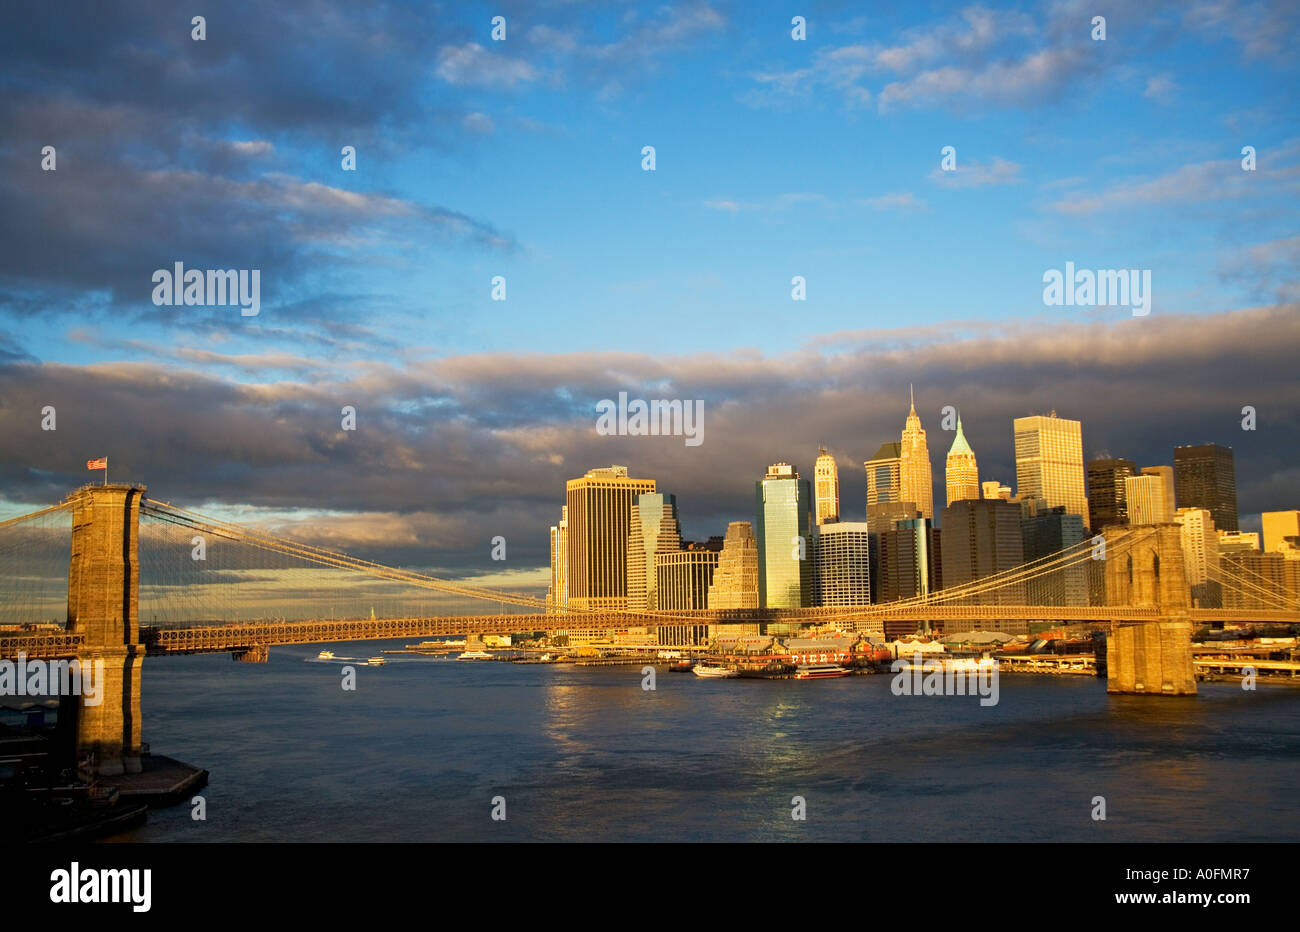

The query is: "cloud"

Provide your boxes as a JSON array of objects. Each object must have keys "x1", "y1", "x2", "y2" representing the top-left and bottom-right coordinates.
[
  {"x1": 746, "y1": 4, "x2": 1099, "y2": 112},
  {"x1": 1050, "y1": 153, "x2": 1300, "y2": 214},
  {"x1": 1217, "y1": 235, "x2": 1300, "y2": 304},
  {"x1": 2, "y1": 305, "x2": 1297, "y2": 571},
  {"x1": 1182, "y1": 0, "x2": 1300, "y2": 60},
  {"x1": 435, "y1": 43, "x2": 540, "y2": 89},
  {"x1": 929, "y1": 157, "x2": 1022, "y2": 188},
  {"x1": 862, "y1": 192, "x2": 927, "y2": 212},
  {"x1": 702, "y1": 192, "x2": 828, "y2": 212},
  {"x1": 0, "y1": 1, "x2": 516, "y2": 340},
  {"x1": 1143, "y1": 74, "x2": 1179, "y2": 103}
]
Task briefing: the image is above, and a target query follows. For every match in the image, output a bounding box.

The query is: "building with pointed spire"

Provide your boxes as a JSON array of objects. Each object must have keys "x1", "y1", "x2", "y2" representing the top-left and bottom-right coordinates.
[
  {"x1": 899, "y1": 387, "x2": 934, "y2": 520},
  {"x1": 944, "y1": 414, "x2": 980, "y2": 506},
  {"x1": 814, "y1": 447, "x2": 840, "y2": 525}
]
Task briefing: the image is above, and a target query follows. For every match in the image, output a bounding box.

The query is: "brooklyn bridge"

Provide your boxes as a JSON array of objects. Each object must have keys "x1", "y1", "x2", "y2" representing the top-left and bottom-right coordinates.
[{"x1": 2, "y1": 483, "x2": 1297, "y2": 777}]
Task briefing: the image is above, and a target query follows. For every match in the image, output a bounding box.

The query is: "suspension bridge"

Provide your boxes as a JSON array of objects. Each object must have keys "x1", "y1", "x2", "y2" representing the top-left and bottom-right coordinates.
[{"x1": 1, "y1": 483, "x2": 1297, "y2": 776}]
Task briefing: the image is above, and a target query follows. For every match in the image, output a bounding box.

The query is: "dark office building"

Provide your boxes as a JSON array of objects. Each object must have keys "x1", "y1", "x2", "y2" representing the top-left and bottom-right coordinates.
[
  {"x1": 1086, "y1": 457, "x2": 1137, "y2": 530},
  {"x1": 1021, "y1": 504, "x2": 1088, "y2": 605},
  {"x1": 876, "y1": 518, "x2": 942, "y2": 638},
  {"x1": 1174, "y1": 444, "x2": 1238, "y2": 532},
  {"x1": 656, "y1": 538, "x2": 724, "y2": 611},
  {"x1": 939, "y1": 499, "x2": 1025, "y2": 604}
]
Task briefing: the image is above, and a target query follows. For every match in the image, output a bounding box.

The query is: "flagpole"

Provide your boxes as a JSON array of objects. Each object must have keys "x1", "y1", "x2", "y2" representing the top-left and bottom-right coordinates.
[{"x1": 104, "y1": 457, "x2": 108, "y2": 486}]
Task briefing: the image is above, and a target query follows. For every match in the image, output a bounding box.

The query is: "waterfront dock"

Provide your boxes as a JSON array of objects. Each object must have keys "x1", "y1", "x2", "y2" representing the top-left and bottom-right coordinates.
[{"x1": 104, "y1": 754, "x2": 209, "y2": 806}]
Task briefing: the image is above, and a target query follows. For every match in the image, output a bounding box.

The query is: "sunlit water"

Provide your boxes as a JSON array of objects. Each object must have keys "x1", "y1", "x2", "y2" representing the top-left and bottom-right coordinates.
[{"x1": 110, "y1": 640, "x2": 1300, "y2": 842}]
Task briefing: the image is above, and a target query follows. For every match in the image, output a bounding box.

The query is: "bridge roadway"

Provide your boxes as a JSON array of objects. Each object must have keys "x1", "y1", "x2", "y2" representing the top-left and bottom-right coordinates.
[{"x1": 4, "y1": 606, "x2": 1297, "y2": 660}]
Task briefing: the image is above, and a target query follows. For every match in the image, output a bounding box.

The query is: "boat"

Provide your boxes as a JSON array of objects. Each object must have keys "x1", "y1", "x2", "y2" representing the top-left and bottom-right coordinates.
[
  {"x1": 692, "y1": 663, "x2": 738, "y2": 678},
  {"x1": 367, "y1": 656, "x2": 386, "y2": 666},
  {"x1": 668, "y1": 660, "x2": 695, "y2": 672},
  {"x1": 794, "y1": 663, "x2": 849, "y2": 679},
  {"x1": 317, "y1": 650, "x2": 335, "y2": 660},
  {"x1": 457, "y1": 649, "x2": 493, "y2": 661}
]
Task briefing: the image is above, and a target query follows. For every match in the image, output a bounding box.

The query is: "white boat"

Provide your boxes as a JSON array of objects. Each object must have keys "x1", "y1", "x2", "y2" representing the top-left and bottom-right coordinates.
[
  {"x1": 692, "y1": 663, "x2": 738, "y2": 678},
  {"x1": 317, "y1": 650, "x2": 335, "y2": 660},
  {"x1": 368, "y1": 656, "x2": 386, "y2": 666},
  {"x1": 794, "y1": 663, "x2": 848, "y2": 679},
  {"x1": 457, "y1": 649, "x2": 493, "y2": 661}
]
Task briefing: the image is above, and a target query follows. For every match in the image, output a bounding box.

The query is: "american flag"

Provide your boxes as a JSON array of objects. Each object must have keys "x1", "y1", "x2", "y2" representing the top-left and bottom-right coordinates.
[{"x1": 86, "y1": 457, "x2": 107, "y2": 470}]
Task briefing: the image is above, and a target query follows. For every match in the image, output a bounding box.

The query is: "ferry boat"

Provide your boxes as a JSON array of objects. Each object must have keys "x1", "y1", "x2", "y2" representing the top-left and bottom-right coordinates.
[
  {"x1": 317, "y1": 650, "x2": 335, "y2": 660},
  {"x1": 794, "y1": 663, "x2": 849, "y2": 679},
  {"x1": 668, "y1": 660, "x2": 695, "y2": 672},
  {"x1": 457, "y1": 649, "x2": 493, "y2": 661},
  {"x1": 367, "y1": 656, "x2": 386, "y2": 666},
  {"x1": 692, "y1": 663, "x2": 738, "y2": 678}
]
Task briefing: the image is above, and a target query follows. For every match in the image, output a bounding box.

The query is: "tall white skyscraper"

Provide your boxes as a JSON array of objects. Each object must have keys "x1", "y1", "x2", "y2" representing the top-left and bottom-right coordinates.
[
  {"x1": 1175, "y1": 507, "x2": 1219, "y2": 586},
  {"x1": 899, "y1": 388, "x2": 934, "y2": 520},
  {"x1": 1013, "y1": 411, "x2": 1088, "y2": 527},
  {"x1": 1125, "y1": 474, "x2": 1169, "y2": 526},
  {"x1": 548, "y1": 506, "x2": 568, "y2": 609},
  {"x1": 814, "y1": 447, "x2": 840, "y2": 525}
]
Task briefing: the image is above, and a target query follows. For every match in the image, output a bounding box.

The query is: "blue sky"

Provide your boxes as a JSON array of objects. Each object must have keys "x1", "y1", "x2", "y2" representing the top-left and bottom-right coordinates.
[
  {"x1": 6, "y1": 0, "x2": 1296, "y2": 368},
  {"x1": 0, "y1": 0, "x2": 1297, "y2": 575}
]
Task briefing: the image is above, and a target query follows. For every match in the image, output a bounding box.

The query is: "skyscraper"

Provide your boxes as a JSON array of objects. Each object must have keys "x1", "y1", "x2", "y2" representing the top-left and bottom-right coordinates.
[
  {"x1": 944, "y1": 414, "x2": 980, "y2": 506},
  {"x1": 1014, "y1": 412, "x2": 1089, "y2": 528},
  {"x1": 939, "y1": 499, "x2": 1024, "y2": 604},
  {"x1": 899, "y1": 390, "x2": 934, "y2": 520},
  {"x1": 1141, "y1": 465, "x2": 1176, "y2": 523},
  {"x1": 1020, "y1": 504, "x2": 1087, "y2": 606},
  {"x1": 1174, "y1": 444, "x2": 1238, "y2": 532},
  {"x1": 876, "y1": 517, "x2": 941, "y2": 635},
  {"x1": 814, "y1": 447, "x2": 840, "y2": 525},
  {"x1": 1125, "y1": 474, "x2": 1170, "y2": 526},
  {"x1": 707, "y1": 521, "x2": 761, "y2": 609},
  {"x1": 548, "y1": 505, "x2": 568, "y2": 610},
  {"x1": 626, "y1": 492, "x2": 681, "y2": 610},
  {"x1": 864, "y1": 442, "x2": 902, "y2": 507},
  {"x1": 982, "y1": 480, "x2": 1012, "y2": 500},
  {"x1": 1175, "y1": 507, "x2": 1221, "y2": 608},
  {"x1": 565, "y1": 465, "x2": 656, "y2": 610},
  {"x1": 1086, "y1": 457, "x2": 1136, "y2": 529},
  {"x1": 656, "y1": 540, "x2": 723, "y2": 611},
  {"x1": 1263, "y1": 511, "x2": 1300, "y2": 553},
  {"x1": 812, "y1": 521, "x2": 871, "y2": 606},
  {"x1": 755, "y1": 463, "x2": 813, "y2": 608}
]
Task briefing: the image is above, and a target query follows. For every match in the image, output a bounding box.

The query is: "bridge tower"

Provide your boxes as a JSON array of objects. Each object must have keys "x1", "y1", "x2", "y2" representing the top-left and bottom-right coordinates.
[
  {"x1": 1101, "y1": 524, "x2": 1196, "y2": 696},
  {"x1": 64, "y1": 484, "x2": 147, "y2": 774}
]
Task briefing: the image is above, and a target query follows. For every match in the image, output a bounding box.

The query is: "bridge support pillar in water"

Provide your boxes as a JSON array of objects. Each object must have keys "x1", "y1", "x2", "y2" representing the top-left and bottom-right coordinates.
[
  {"x1": 233, "y1": 645, "x2": 269, "y2": 662},
  {"x1": 1101, "y1": 524, "x2": 1197, "y2": 696},
  {"x1": 1106, "y1": 620, "x2": 1197, "y2": 696},
  {"x1": 65, "y1": 484, "x2": 147, "y2": 774}
]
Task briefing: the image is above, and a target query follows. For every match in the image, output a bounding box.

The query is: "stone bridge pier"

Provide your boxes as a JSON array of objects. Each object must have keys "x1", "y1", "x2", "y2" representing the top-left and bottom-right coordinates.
[
  {"x1": 62, "y1": 484, "x2": 147, "y2": 775},
  {"x1": 1102, "y1": 524, "x2": 1196, "y2": 696}
]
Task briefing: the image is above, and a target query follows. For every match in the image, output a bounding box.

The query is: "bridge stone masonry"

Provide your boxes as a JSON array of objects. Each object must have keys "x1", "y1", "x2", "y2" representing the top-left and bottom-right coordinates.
[
  {"x1": 1101, "y1": 524, "x2": 1197, "y2": 696},
  {"x1": 65, "y1": 484, "x2": 147, "y2": 775}
]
